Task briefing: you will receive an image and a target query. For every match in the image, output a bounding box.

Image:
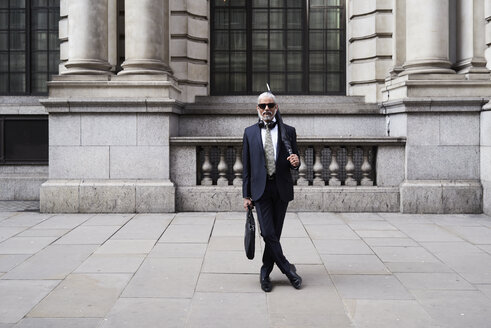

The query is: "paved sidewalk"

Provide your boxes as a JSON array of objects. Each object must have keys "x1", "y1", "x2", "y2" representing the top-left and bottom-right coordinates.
[{"x1": 1, "y1": 211, "x2": 491, "y2": 327}]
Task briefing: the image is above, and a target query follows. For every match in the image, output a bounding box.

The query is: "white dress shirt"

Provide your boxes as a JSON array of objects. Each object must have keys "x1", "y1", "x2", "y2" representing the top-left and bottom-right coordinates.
[{"x1": 261, "y1": 119, "x2": 278, "y2": 161}]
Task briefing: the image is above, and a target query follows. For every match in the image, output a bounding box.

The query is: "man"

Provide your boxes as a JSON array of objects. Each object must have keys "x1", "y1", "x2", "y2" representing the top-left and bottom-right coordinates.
[{"x1": 242, "y1": 91, "x2": 302, "y2": 292}]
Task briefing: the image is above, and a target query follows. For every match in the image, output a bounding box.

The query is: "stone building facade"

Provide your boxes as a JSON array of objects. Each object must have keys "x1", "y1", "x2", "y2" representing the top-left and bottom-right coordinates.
[{"x1": 1, "y1": 0, "x2": 491, "y2": 214}]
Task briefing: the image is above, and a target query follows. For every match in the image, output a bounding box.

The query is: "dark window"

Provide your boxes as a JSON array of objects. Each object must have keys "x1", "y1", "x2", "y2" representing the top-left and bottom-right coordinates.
[
  {"x1": 0, "y1": 116, "x2": 48, "y2": 164},
  {"x1": 0, "y1": 0, "x2": 60, "y2": 95},
  {"x1": 211, "y1": 0, "x2": 345, "y2": 95}
]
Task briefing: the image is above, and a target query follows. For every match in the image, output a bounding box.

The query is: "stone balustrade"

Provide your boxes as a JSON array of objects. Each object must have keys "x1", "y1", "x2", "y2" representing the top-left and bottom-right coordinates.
[{"x1": 169, "y1": 137, "x2": 405, "y2": 187}]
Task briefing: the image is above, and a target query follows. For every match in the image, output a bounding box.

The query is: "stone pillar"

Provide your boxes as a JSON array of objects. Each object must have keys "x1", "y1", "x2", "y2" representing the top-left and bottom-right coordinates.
[
  {"x1": 402, "y1": 0, "x2": 455, "y2": 75},
  {"x1": 62, "y1": 0, "x2": 112, "y2": 74},
  {"x1": 482, "y1": 0, "x2": 491, "y2": 215},
  {"x1": 389, "y1": 0, "x2": 406, "y2": 77},
  {"x1": 455, "y1": 0, "x2": 488, "y2": 77},
  {"x1": 119, "y1": 0, "x2": 171, "y2": 74}
]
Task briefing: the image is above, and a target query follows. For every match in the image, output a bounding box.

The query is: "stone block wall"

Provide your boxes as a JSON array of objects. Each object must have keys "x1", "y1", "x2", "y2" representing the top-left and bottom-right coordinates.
[
  {"x1": 170, "y1": 0, "x2": 209, "y2": 103},
  {"x1": 347, "y1": 0, "x2": 393, "y2": 103}
]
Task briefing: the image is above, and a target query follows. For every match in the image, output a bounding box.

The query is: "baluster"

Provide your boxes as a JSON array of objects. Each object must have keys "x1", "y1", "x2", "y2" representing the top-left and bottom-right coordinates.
[
  {"x1": 233, "y1": 146, "x2": 243, "y2": 186},
  {"x1": 345, "y1": 146, "x2": 357, "y2": 186},
  {"x1": 313, "y1": 145, "x2": 325, "y2": 186},
  {"x1": 201, "y1": 146, "x2": 213, "y2": 186},
  {"x1": 361, "y1": 146, "x2": 374, "y2": 186},
  {"x1": 329, "y1": 146, "x2": 341, "y2": 186},
  {"x1": 217, "y1": 146, "x2": 229, "y2": 186},
  {"x1": 296, "y1": 146, "x2": 308, "y2": 186}
]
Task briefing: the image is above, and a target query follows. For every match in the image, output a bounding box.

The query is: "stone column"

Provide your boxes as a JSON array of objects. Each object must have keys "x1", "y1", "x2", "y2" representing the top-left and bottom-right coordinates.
[
  {"x1": 483, "y1": 0, "x2": 491, "y2": 215},
  {"x1": 119, "y1": 0, "x2": 171, "y2": 74},
  {"x1": 402, "y1": 0, "x2": 455, "y2": 75},
  {"x1": 62, "y1": 0, "x2": 112, "y2": 74},
  {"x1": 455, "y1": 0, "x2": 488, "y2": 77},
  {"x1": 389, "y1": 0, "x2": 406, "y2": 77}
]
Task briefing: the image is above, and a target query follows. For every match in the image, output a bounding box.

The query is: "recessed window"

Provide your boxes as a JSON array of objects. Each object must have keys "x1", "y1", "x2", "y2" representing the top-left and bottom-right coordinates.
[{"x1": 211, "y1": 0, "x2": 345, "y2": 95}]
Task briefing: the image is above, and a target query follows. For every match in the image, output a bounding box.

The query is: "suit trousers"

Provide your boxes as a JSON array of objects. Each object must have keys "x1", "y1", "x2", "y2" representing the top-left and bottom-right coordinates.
[{"x1": 255, "y1": 178, "x2": 291, "y2": 276}]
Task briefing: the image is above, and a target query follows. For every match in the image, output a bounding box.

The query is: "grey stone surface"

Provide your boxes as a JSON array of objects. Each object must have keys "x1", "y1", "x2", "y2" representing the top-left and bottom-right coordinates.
[
  {"x1": 344, "y1": 299, "x2": 439, "y2": 328},
  {"x1": 297, "y1": 212, "x2": 345, "y2": 225},
  {"x1": 202, "y1": 250, "x2": 261, "y2": 273},
  {"x1": 135, "y1": 181, "x2": 175, "y2": 213},
  {"x1": 49, "y1": 146, "x2": 110, "y2": 179},
  {"x1": 322, "y1": 254, "x2": 389, "y2": 274},
  {"x1": 148, "y1": 243, "x2": 207, "y2": 258},
  {"x1": 331, "y1": 275, "x2": 414, "y2": 300},
  {"x1": 304, "y1": 224, "x2": 360, "y2": 240},
  {"x1": 186, "y1": 292, "x2": 268, "y2": 328},
  {"x1": 0, "y1": 237, "x2": 58, "y2": 255},
  {"x1": 54, "y1": 226, "x2": 120, "y2": 245},
  {"x1": 159, "y1": 224, "x2": 212, "y2": 243},
  {"x1": 32, "y1": 214, "x2": 92, "y2": 230},
  {"x1": 0, "y1": 280, "x2": 59, "y2": 323},
  {"x1": 13, "y1": 318, "x2": 102, "y2": 328},
  {"x1": 81, "y1": 114, "x2": 136, "y2": 146},
  {"x1": 196, "y1": 273, "x2": 261, "y2": 293},
  {"x1": 411, "y1": 290, "x2": 491, "y2": 328},
  {"x1": 94, "y1": 240, "x2": 155, "y2": 254},
  {"x1": 0, "y1": 227, "x2": 26, "y2": 243},
  {"x1": 0, "y1": 213, "x2": 52, "y2": 228},
  {"x1": 136, "y1": 114, "x2": 170, "y2": 146},
  {"x1": 281, "y1": 238, "x2": 322, "y2": 264},
  {"x1": 28, "y1": 274, "x2": 131, "y2": 318},
  {"x1": 17, "y1": 229, "x2": 68, "y2": 237},
  {"x1": 376, "y1": 146, "x2": 406, "y2": 187},
  {"x1": 40, "y1": 180, "x2": 80, "y2": 213},
  {"x1": 49, "y1": 114, "x2": 81, "y2": 146},
  {"x1": 0, "y1": 254, "x2": 30, "y2": 272},
  {"x1": 312, "y1": 239, "x2": 374, "y2": 254},
  {"x1": 394, "y1": 272, "x2": 475, "y2": 290},
  {"x1": 169, "y1": 146, "x2": 196, "y2": 187},
  {"x1": 110, "y1": 214, "x2": 173, "y2": 240},
  {"x1": 100, "y1": 298, "x2": 190, "y2": 328},
  {"x1": 79, "y1": 180, "x2": 135, "y2": 213},
  {"x1": 82, "y1": 214, "x2": 133, "y2": 226},
  {"x1": 439, "y1": 113, "x2": 480, "y2": 146},
  {"x1": 110, "y1": 146, "x2": 168, "y2": 179},
  {"x1": 2, "y1": 245, "x2": 96, "y2": 280},
  {"x1": 74, "y1": 254, "x2": 145, "y2": 273},
  {"x1": 371, "y1": 246, "x2": 440, "y2": 263},
  {"x1": 362, "y1": 238, "x2": 419, "y2": 247},
  {"x1": 385, "y1": 261, "x2": 453, "y2": 273},
  {"x1": 122, "y1": 258, "x2": 202, "y2": 298}
]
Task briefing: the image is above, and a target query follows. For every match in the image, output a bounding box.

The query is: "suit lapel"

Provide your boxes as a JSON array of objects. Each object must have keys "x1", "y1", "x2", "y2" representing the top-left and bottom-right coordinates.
[{"x1": 252, "y1": 124, "x2": 265, "y2": 164}]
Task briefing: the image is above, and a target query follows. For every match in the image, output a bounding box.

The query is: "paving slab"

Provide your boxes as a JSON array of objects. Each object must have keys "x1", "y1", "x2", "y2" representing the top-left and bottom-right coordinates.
[
  {"x1": 362, "y1": 237, "x2": 419, "y2": 247},
  {"x1": 331, "y1": 275, "x2": 414, "y2": 300},
  {"x1": 0, "y1": 237, "x2": 58, "y2": 255},
  {"x1": 0, "y1": 280, "x2": 60, "y2": 324},
  {"x1": 444, "y1": 226, "x2": 491, "y2": 244},
  {"x1": 304, "y1": 224, "x2": 360, "y2": 240},
  {"x1": 297, "y1": 212, "x2": 345, "y2": 225},
  {"x1": 13, "y1": 318, "x2": 102, "y2": 328},
  {"x1": 371, "y1": 246, "x2": 440, "y2": 263},
  {"x1": 0, "y1": 212, "x2": 17, "y2": 220},
  {"x1": 344, "y1": 299, "x2": 440, "y2": 328},
  {"x1": 207, "y1": 236, "x2": 249, "y2": 252},
  {"x1": 322, "y1": 254, "x2": 390, "y2": 275},
  {"x1": 394, "y1": 272, "x2": 475, "y2": 291},
  {"x1": 428, "y1": 214, "x2": 487, "y2": 227},
  {"x1": 280, "y1": 219, "x2": 309, "y2": 237},
  {"x1": 385, "y1": 262, "x2": 454, "y2": 273},
  {"x1": 31, "y1": 214, "x2": 93, "y2": 230},
  {"x1": 81, "y1": 214, "x2": 134, "y2": 226},
  {"x1": 281, "y1": 237, "x2": 322, "y2": 264},
  {"x1": 477, "y1": 244, "x2": 491, "y2": 254},
  {"x1": 16, "y1": 229, "x2": 68, "y2": 238},
  {"x1": 209, "y1": 220, "x2": 244, "y2": 237},
  {"x1": 475, "y1": 284, "x2": 491, "y2": 299},
  {"x1": 395, "y1": 224, "x2": 463, "y2": 242},
  {"x1": 186, "y1": 292, "x2": 268, "y2": 328},
  {"x1": 147, "y1": 242, "x2": 207, "y2": 258},
  {"x1": 0, "y1": 227, "x2": 26, "y2": 243},
  {"x1": 347, "y1": 221, "x2": 398, "y2": 231},
  {"x1": 411, "y1": 290, "x2": 491, "y2": 328},
  {"x1": 356, "y1": 230, "x2": 408, "y2": 238},
  {"x1": 196, "y1": 273, "x2": 261, "y2": 293},
  {"x1": 0, "y1": 214, "x2": 53, "y2": 228},
  {"x1": 172, "y1": 213, "x2": 215, "y2": 225},
  {"x1": 215, "y1": 211, "x2": 245, "y2": 220},
  {"x1": 201, "y1": 250, "x2": 261, "y2": 274},
  {"x1": 100, "y1": 298, "x2": 190, "y2": 328},
  {"x1": 2, "y1": 244, "x2": 97, "y2": 279},
  {"x1": 55, "y1": 226, "x2": 120, "y2": 245},
  {"x1": 74, "y1": 254, "x2": 145, "y2": 273},
  {"x1": 269, "y1": 264, "x2": 334, "y2": 287},
  {"x1": 158, "y1": 224, "x2": 213, "y2": 243},
  {"x1": 0, "y1": 254, "x2": 31, "y2": 272},
  {"x1": 121, "y1": 257, "x2": 202, "y2": 298},
  {"x1": 94, "y1": 240, "x2": 155, "y2": 255},
  {"x1": 111, "y1": 214, "x2": 173, "y2": 240},
  {"x1": 340, "y1": 213, "x2": 384, "y2": 221},
  {"x1": 312, "y1": 239, "x2": 374, "y2": 254},
  {"x1": 28, "y1": 274, "x2": 131, "y2": 318}
]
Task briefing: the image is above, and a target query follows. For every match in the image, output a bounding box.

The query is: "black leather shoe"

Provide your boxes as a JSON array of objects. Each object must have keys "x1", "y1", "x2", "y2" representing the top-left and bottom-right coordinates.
[
  {"x1": 260, "y1": 276, "x2": 272, "y2": 292},
  {"x1": 286, "y1": 265, "x2": 302, "y2": 289}
]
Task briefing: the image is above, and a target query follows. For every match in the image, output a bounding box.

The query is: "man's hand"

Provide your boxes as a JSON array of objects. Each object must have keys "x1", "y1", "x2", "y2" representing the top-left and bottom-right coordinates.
[
  {"x1": 244, "y1": 198, "x2": 253, "y2": 210},
  {"x1": 287, "y1": 154, "x2": 299, "y2": 167}
]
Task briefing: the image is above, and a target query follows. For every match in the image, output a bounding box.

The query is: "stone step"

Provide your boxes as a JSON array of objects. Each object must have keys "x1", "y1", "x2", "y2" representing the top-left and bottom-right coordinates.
[{"x1": 184, "y1": 96, "x2": 379, "y2": 115}]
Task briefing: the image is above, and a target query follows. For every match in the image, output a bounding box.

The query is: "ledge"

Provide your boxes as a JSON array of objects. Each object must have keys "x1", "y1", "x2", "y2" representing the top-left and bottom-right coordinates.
[
  {"x1": 170, "y1": 136, "x2": 406, "y2": 146},
  {"x1": 381, "y1": 97, "x2": 489, "y2": 114}
]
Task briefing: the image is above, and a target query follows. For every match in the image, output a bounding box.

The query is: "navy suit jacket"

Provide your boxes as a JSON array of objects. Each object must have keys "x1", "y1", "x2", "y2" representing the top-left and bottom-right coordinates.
[{"x1": 242, "y1": 122, "x2": 299, "y2": 202}]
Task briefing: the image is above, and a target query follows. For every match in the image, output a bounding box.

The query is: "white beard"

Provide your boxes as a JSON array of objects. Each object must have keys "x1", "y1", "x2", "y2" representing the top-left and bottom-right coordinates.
[{"x1": 257, "y1": 108, "x2": 276, "y2": 122}]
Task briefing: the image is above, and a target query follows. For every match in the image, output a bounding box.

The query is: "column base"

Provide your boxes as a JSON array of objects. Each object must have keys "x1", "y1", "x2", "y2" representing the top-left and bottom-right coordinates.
[
  {"x1": 62, "y1": 59, "x2": 112, "y2": 75},
  {"x1": 119, "y1": 59, "x2": 172, "y2": 75},
  {"x1": 401, "y1": 59, "x2": 455, "y2": 75},
  {"x1": 40, "y1": 179, "x2": 175, "y2": 213},
  {"x1": 400, "y1": 180, "x2": 482, "y2": 214}
]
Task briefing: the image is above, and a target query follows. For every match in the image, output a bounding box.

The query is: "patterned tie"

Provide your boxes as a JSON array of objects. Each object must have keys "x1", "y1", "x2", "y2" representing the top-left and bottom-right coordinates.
[{"x1": 264, "y1": 126, "x2": 276, "y2": 176}]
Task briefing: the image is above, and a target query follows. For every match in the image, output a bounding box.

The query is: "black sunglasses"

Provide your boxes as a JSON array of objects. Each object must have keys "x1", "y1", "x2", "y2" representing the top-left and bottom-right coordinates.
[{"x1": 258, "y1": 103, "x2": 276, "y2": 109}]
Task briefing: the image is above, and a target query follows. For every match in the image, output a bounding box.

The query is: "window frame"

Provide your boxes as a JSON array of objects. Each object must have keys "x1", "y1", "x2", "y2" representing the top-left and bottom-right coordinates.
[{"x1": 210, "y1": 0, "x2": 346, "y2": 95}]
